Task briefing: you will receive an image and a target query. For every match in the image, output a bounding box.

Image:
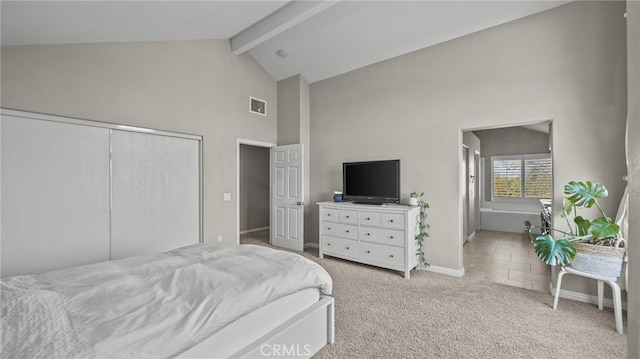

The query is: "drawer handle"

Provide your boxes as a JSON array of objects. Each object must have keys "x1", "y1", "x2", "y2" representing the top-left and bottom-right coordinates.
[
  {"x1": 346, "y1": 215, "x2": 350, "y2": 218},
  {"x1": 366, "y1": 233, "x2": 370, "y2": 236},
  {"x1": 346, "y1": 247, "x2": 350, "y2": 250},
  {"x1": 346, "y1": 230, "x2": 350, "y2": 233},
  {"x1": 366, "y1": 217, "x2": 370, "y2": 220},
  {"x1": 327, "y1": 213, "x2": 331, "y2": 216},
  {"x1": 389, "y1": 219, "x2": 394, "y2": 223},
  {"x1": 366, "y1": 250, "x2": 371, "y2": 254},
  {"x1": 327, "y1": 243, "x2": 331, "y2": 246},
  {"x1": 327, "y1": 227, "x2": 331, "y2": 230},
  {"x1": 389, "y1": 236, "x2": 394, "y2": 239},
  {"x1": 390, "y1": 254, "x2": 394, "y2": 258}
]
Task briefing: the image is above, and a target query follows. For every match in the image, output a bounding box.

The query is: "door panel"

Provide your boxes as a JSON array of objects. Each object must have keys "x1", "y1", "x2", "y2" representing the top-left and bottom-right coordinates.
[
  {"x1": 271, "y1": 144, "x2": 304, "y2": 251},
  {"x1": 288, "y1": 207, "x2": 299, "y2": 239}
]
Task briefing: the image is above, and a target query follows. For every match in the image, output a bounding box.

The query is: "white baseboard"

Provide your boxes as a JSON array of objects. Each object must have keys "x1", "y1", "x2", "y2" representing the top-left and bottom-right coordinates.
[
  {"x1": 239, "y1": 226, "x2": 269, "y2": 235},
  {"x1": 550, "y1": 283, "x2": 628, "y2": 310},
  {"x1": 466, "y1": 231, "x2": 476, "y2": 241},
  {"x1": 421, "y1": 264, "x2": 465, "y2": 277}
]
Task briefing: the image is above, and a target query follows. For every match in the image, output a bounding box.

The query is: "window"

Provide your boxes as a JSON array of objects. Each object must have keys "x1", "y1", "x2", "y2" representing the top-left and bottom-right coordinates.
[
  {"x1": 524, "y1": 158, "x2": 552, "y2": 198},
  {"x1": 492, "y1": 154, "x2": 551, "y2": 200}
]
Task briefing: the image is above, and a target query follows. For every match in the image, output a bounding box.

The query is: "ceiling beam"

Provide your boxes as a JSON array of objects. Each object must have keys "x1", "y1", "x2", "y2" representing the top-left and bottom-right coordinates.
[{"x1": 231, "y1": 0, "x2": 339, "y2": 55}]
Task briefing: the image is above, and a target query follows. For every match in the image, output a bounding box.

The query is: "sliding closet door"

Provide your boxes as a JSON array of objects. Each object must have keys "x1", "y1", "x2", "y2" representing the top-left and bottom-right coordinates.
[
  {"x1": 110, "y1": 130, "x2": 200, "y2": 259},
  {"x1": 1, "y1": 115, "x2": 111, "y2": 277}
]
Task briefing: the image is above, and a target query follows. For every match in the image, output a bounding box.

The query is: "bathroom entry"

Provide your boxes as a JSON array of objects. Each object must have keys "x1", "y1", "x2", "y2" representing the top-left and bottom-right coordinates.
[{"x1": 463, "y1": 121, "x2": 552, "y2": 237}]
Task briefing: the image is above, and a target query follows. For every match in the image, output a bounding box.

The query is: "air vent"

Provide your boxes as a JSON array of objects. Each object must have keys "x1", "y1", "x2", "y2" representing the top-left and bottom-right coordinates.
[{"x1": 250, "y1": 97, "x2": 266, "y2": 116}]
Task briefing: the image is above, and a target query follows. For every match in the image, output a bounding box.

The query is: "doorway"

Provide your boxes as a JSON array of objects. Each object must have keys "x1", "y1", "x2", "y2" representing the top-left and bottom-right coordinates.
[
  {"x1": 237, "y1": 139, "x2": 274, "y2": 245},
  {"x1": 236, "y1": 140, "x2": 305, "y2": 252},
  {"x1": 462, "y1": 121, "x2": 553, "y2": 289}
]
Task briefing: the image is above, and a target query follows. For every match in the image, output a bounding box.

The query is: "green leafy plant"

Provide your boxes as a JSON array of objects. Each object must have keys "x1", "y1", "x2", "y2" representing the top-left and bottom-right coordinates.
[
  {"x1": 524, "y1": 180, "x2": 620, "y2": 266},
  {"x1": 531, "y1": 233, "x2": 577, "y2": 266},
  {"x1": 411, "y1": 192, "x2": 430, "y2": 267}
]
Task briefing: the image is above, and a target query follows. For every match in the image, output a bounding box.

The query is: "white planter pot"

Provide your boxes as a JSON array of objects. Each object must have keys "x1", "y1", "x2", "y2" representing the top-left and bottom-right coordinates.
[{"x1": 571, "y1": 242, "x2": 625, "y2": 277}]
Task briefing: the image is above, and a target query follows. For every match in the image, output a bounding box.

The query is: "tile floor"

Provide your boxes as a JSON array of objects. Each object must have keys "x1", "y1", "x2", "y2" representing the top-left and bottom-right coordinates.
[
  {"x1": 241, "y1": 228, "x2": 552, "y2": 292},
  {"x1": 463, "y1": 230, "x2": 551, "y2": 291}
]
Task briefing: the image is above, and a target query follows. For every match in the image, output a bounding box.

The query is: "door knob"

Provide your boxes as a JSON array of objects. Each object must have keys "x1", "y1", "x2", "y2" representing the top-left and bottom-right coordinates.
[{"x1": 297, "y1": 201, "x2": 304, "y2": 206}]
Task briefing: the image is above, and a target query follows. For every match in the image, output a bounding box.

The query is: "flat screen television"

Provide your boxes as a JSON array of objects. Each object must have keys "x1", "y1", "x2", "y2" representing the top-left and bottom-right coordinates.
[{"x1": 343, "y1": 159, "x2": 400, "y2": 204}]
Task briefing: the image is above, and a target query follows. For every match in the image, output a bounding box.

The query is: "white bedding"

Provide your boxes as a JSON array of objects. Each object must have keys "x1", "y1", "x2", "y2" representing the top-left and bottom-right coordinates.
[
  {"x1": 0, "y1": 243, "x2": 332, "y2": 359},
  {"x1": 177, "y1": 288, "x2": 320, "y2": 359}
]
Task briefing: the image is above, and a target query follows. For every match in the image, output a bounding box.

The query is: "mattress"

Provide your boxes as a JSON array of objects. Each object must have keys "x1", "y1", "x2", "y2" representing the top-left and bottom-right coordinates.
[
  {"x1": 1, "y1": 243, "x2": 332, "y2": 358},
  {"x1": 176, "y1": 287, "x2": 320, "y2": 358}
]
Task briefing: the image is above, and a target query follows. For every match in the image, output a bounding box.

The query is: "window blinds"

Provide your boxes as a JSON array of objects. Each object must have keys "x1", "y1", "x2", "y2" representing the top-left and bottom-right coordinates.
[{"x1": 492, "y1": 155, "x2": 551, "y2": 200}]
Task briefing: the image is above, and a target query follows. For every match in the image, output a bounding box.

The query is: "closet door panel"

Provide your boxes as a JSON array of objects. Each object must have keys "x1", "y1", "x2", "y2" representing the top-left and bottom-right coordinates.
[
  {"x1": 110, "y1": 130, "x2": 200, "y2": 259},
  {"x1": 1, "y1": 115, "x2": 111, "y2": 277}
]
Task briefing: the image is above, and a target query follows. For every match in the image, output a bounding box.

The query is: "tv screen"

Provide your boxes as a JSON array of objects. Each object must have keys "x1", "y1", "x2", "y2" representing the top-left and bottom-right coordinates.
[{"x1": 343, "y1": 160, "x2": 400, "y2": 204}]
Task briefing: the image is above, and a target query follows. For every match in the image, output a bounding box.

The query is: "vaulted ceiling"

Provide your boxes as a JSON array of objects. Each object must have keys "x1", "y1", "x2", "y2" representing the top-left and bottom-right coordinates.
[{"x1": 1, "y1": 1, "x2": 570, "y2": 83}]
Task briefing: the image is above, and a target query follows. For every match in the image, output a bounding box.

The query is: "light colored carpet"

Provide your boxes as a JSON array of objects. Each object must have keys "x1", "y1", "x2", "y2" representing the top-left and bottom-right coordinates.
[{"x1": 240, "y1": 232, "x2": 627, "y2": 358}]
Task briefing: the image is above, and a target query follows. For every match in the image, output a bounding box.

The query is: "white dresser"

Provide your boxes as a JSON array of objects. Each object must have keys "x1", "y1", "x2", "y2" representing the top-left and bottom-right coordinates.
[{"x1": 318, "y1": 202, "x2": 420, "y2": 278}]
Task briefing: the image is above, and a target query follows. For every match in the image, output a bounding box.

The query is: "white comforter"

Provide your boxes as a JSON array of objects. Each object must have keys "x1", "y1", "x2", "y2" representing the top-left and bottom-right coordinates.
[{"x1": 1, "y1": 243, "x2": 332, "y2": 359}]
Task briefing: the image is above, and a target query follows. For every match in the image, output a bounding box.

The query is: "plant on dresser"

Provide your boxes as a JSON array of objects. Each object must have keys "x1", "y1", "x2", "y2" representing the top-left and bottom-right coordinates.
[{"x1": 410, "y1": 192, "x2": 430, "y2": 268}]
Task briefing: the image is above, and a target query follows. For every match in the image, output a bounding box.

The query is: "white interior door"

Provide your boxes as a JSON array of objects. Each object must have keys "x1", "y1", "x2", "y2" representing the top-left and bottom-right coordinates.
[{"x1": 270, "y1": 144, "x2": 304, "y2": 251}]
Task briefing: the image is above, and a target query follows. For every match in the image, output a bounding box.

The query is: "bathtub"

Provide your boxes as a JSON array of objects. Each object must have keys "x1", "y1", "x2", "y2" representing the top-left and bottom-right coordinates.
[{"x1": 479, "y1": 202, "x2": 542, "y2": 234}]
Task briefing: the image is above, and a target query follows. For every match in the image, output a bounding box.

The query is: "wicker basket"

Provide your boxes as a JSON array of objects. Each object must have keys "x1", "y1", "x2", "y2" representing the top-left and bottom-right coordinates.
[{"x1": 571, "y1": 241, "x2": 626, "y2": 277}]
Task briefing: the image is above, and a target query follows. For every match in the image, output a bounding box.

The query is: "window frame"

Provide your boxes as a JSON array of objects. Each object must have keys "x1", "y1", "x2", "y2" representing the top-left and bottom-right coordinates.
[{"x1": 490, "y1": 153, "x2": 552, "y2": 203}]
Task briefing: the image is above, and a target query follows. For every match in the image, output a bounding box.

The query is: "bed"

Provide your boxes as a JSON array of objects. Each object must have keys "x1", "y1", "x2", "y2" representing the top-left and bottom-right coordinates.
[{"x1": 0, "y1": 243, "x2": 334, "y2": 358}]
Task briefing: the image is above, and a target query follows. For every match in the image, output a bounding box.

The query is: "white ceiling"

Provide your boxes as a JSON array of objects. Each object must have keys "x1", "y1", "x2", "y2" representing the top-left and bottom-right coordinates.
[{"x1": 1, "y1": 1, "x2": 570, "y2": 83}]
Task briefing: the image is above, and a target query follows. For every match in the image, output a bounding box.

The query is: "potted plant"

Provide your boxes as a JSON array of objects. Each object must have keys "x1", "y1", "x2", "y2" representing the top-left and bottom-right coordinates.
[
  {"x1": 410, "y1": 191, "x2": 430, "y2": 268},
  {"x1": 524, "y1": 180, "x2": 625, "y2": 277}
]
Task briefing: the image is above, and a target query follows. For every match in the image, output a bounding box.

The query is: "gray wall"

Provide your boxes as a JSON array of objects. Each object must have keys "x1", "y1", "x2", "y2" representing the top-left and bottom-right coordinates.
[
  {"x1": 0, "y1": 40, "x2": 278, "y2": 245},
  {"x1": 239, "y1": 145, "x2": 270, "y2": 232},
  {"x1": 627, "y1": 0, "x2": 639, "y2": 355},
  {"x1": 310, "y1": 1, "x2": 627, "y2": 272},
  {"x1": 277, "y1": 75, "x2": 312, "y2": 246},
  {"x1": 474, "y1": 126, "x2": 550, "y2": 202}
]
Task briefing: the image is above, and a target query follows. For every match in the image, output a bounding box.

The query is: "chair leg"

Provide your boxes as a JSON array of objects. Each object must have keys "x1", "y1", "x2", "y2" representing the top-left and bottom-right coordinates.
[
  {"x1": 607, "y1": 280, "x2": 623, "y2": 334},
  {"x1": 553, "y1": 270, "x2": 566, "y2": 310},
  {"x1": 597, "y1": 280, "x2": 604, "y2": 311}
]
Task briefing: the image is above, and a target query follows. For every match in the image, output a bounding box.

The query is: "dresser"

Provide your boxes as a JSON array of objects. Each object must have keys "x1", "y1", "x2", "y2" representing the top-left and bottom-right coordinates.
[{"x1": 318, "y1": 202, "x2": 420, "y2": 278}]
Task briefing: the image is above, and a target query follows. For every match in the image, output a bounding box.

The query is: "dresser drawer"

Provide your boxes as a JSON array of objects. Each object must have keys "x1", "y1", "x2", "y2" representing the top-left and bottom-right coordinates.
[
  {"x1": 339, "y1": 210, "x2": 358, "y2": 224},
  {"x1": 322, "y1": 235, "x2": 358, "y2": 259},
  {"x1": 380, "y1": 213, "x2": 405, "y2": 229},
  {"x1": 359, "y1": 227, "x2": 404, "y2": 247},
  {"x1": 359, "y1": 211, "x2": 381, "y2": 226},
  {"x1": 321, "y1": 222, "x2": 357, "y2": 240},
  {"x1": 359, "y1": 242, "x2": 404, "y2": 269},
  {"x1": 321, "y1": 208, "x2": 340, "y2": 223}
]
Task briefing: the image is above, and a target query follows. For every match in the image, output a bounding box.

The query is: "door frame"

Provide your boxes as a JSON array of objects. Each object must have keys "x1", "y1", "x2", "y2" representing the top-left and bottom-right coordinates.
[
  {"x1": 462, "y1": 145, "x2": 469, "y2": 242},
  {"x1": 474, "y1": 149, "x2": 481, "y2": 233},
  {"x1": 236, "y1": 138, "x2": 276, "y2": 245}
]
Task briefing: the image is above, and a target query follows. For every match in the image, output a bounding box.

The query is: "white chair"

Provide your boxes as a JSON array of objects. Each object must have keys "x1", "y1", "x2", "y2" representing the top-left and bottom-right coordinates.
[
  {"x1": 554, "y1": 184, "x2": 629, "y2": 334},
  {"x1": 553, "y1": 255, "x2": 627, "y2": 334}
]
